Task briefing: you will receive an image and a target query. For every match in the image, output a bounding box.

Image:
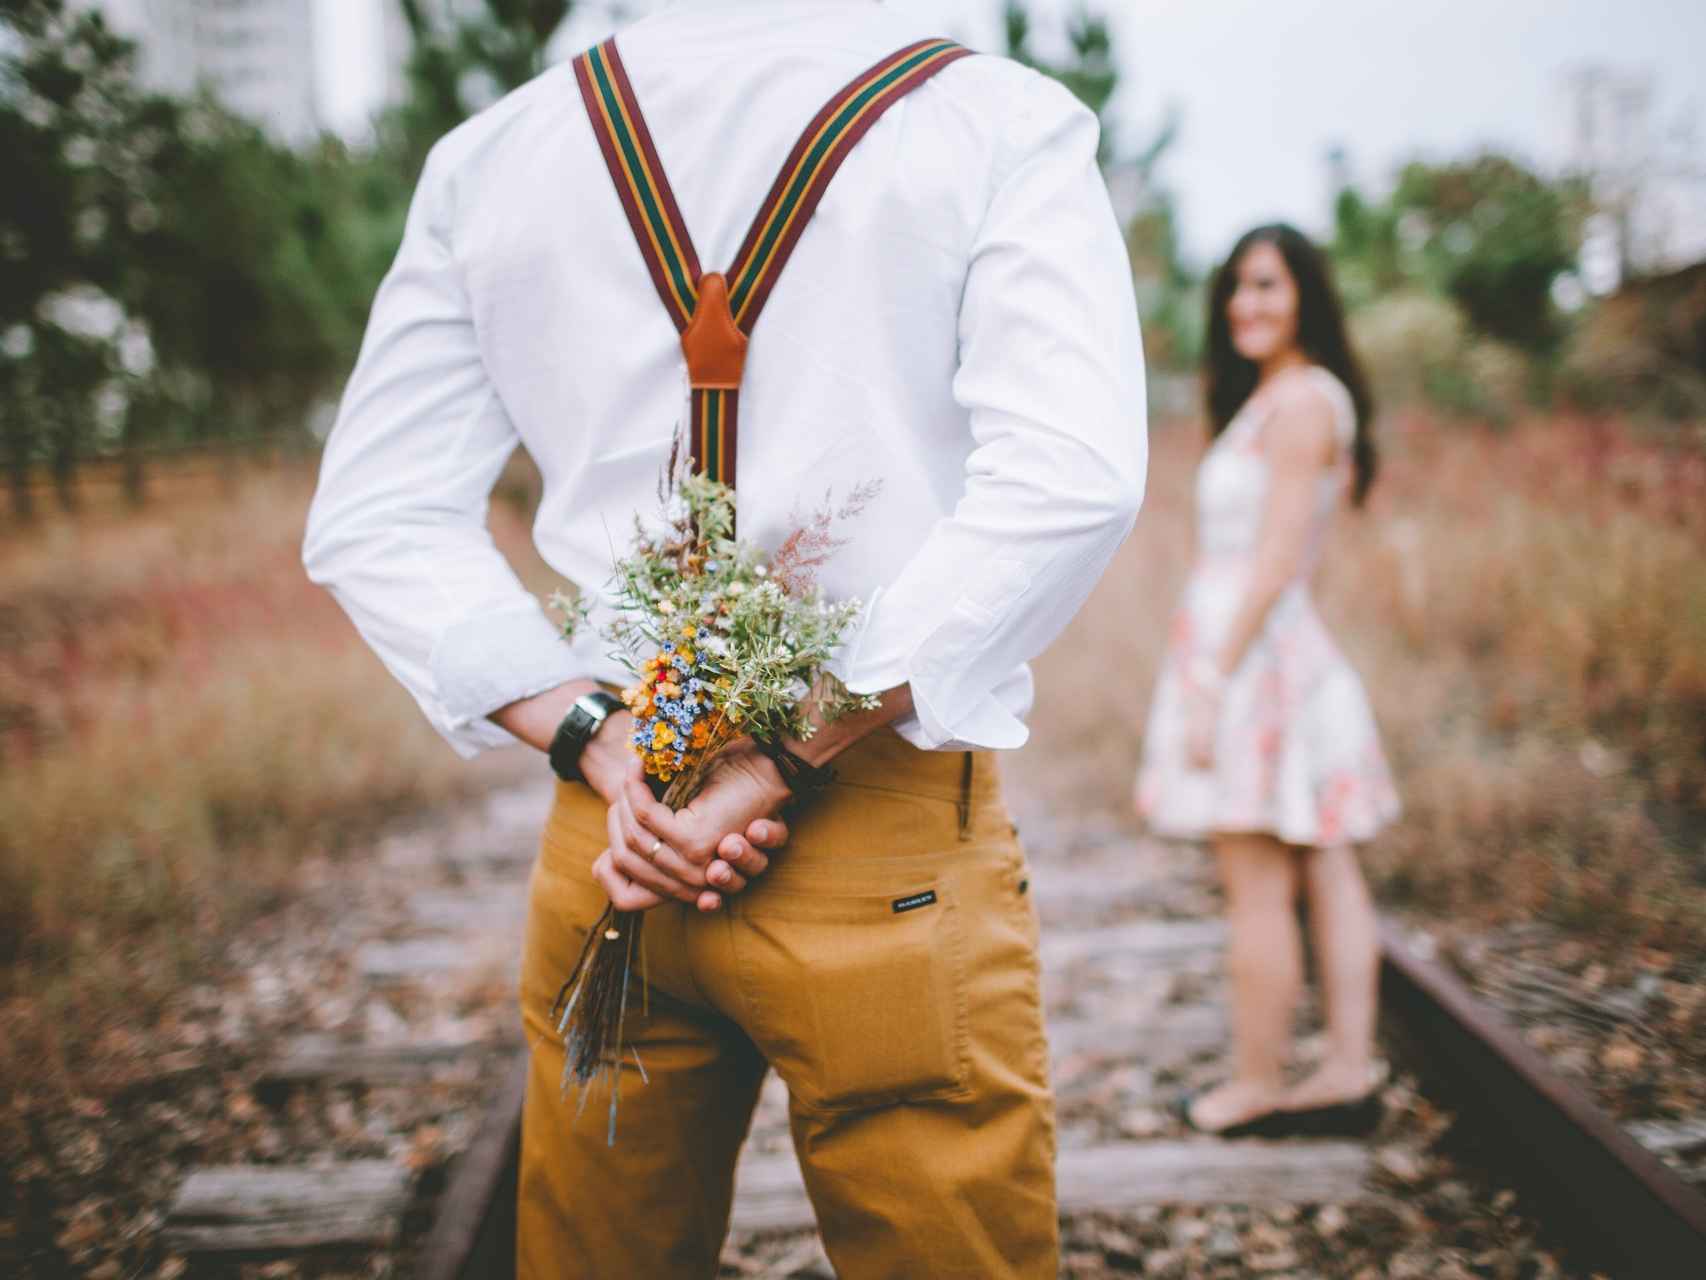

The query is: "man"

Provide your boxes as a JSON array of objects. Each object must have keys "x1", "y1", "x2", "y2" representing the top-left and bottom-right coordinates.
[{"x1": 303, "y1": 0, "x2": 1145, "y2": 1274}]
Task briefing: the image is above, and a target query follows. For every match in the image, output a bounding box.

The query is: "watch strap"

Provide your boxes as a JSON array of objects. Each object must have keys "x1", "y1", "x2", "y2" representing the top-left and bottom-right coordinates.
[
  {"x1": 755, "y1": 737, "x2": 837, "y2": 813},
  {"x1": 548, "y1": 690, "x2": 624, "y2": 782}
]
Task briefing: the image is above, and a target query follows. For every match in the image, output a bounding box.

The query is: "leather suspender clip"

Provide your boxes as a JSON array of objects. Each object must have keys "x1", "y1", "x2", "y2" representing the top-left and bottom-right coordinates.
[{"x1": 574, "y1": 35, "x2": 972, "y2": 501}]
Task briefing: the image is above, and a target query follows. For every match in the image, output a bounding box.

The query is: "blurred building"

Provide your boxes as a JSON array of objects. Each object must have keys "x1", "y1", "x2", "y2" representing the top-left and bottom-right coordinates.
[{"x1": 94, "y1": 0, "x2": 321, "y2": 144}]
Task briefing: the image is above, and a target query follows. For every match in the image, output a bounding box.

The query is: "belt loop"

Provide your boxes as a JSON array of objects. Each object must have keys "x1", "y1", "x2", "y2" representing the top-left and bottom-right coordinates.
[{"x1": 957, "y1": 751, "x2": 973, "y2": 840}]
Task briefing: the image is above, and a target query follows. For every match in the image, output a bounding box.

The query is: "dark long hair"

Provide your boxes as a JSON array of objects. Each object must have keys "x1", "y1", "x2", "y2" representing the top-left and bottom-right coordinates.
[{"x1": 1204, "y1": 224, "x2": 1378, "y2": 505}]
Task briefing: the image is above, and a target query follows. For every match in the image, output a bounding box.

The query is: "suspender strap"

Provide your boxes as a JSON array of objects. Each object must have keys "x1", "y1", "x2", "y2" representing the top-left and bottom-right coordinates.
[
  {"x1": 574, "y1": 41, "x2": 703, "y2": 332},
  {"x1": 575, "y1": 36, "x2": 971, "y2": 491},
  {"x1": 724, "y1": 38, "x2": 971, "y2": 333},
  {"x1": 691, "y1": 386, "x2": 735, "y2": 483}
]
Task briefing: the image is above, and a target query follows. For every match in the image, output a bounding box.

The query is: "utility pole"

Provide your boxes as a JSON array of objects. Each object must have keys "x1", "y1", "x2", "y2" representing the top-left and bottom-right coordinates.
[{"x1": 1563, "y1": 64, "x2": 1706, "y2": 283}]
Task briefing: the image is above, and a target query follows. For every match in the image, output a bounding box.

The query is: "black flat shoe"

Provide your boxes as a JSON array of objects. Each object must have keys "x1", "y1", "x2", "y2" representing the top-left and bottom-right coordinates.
[
  {"x1": 1172, "y1": 1090, "x2": 1297, "y2": 1140},
  {"x1": 1274, "y1": 1090, "x2": 1384, "y2": 1138}
]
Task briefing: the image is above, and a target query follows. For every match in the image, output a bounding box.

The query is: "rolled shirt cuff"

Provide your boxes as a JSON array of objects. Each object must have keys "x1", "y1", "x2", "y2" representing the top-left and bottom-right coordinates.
[
  {"x1": 437, "y1": 714, "x2": 525, "y2": 760},
  {"x1": 841, "y1": 583, "x2": 1037, "y2": 753},
  {"x1": 428, "y1": 601, "x2": 585, "y2": 755}
]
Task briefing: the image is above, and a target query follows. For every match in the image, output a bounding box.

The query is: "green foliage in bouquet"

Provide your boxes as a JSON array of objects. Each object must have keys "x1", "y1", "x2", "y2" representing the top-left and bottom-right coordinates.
[{"x1": 594, "y1": 472, "x2": 877, "y2": 796}]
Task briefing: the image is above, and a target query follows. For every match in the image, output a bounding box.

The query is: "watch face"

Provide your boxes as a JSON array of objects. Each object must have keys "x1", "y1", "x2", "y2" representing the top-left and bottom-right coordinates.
[{"x1": 567, "y1": 705, "x2": 599, "y2": 739}]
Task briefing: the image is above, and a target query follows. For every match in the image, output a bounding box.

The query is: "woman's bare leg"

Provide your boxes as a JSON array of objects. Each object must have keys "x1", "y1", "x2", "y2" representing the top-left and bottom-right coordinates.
[
  {"x1": 1287, "y1": 842, "x2": 1381, "y2": 1107},
  {"x1": 1189, "y1": 832, "x2": 1303, "y2": 1130}
]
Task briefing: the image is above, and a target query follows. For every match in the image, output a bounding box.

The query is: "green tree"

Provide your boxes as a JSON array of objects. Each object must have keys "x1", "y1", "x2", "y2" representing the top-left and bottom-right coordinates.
[
  {"x1": 0, "y1": 1, "x2": 412, "y2": 516},
  {"x1": 0, "y1": 0, "x2": 168, "y2": 512},
  {"x1": 1327, "y1": 147, "x2": 1406, "y2": 309},
  {"x1": 1126, "y1": 199, "x2": 1199, "y2": 371},
  {"x1": 1332, "y1": 152, "x2": 1585, "y2": 352},
  {"x1": 1002, "y1": 0, "x2": 1128, "y2": 163},
  {"x1": 1393, "y1": 155, "x2": 1585, "y2": 351},
  {"x1": 389, "y1": 0, "x2": 573, "y2": 179},
  {"x1": 1002, "y1": 2, "x2": 1195, "y2": 373}
]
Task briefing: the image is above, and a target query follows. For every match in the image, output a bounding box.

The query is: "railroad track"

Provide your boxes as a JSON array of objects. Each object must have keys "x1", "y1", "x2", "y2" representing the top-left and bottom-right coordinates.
[
  {"x1": 158, "y1": 797, "x2": 1706, "y2": 1277},
  {"x1": 1378, "y1": 921, "x2": 1706, "y2": 1273}
]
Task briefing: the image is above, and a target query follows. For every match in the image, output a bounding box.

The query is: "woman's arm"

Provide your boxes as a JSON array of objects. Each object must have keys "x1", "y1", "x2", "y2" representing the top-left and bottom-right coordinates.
[
  {"x1": 1184, "y1": 382, "x2": 1335, "y2": 769},
  {"x1": 1212, "y1": 381, "x2": 1339, "y2": 680}
]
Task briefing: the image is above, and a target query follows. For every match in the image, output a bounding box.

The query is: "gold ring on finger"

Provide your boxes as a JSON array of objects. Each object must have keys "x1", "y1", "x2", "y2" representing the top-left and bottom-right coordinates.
[{"x1": 648, "y1": 838, "x2": 663, "y2": 860}]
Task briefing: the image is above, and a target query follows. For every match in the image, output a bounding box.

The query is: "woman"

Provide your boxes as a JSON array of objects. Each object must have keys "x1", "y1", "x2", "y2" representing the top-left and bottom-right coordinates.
[{"x1": 1135, "y1": 224, "x2": 1400, "y2": 1137}]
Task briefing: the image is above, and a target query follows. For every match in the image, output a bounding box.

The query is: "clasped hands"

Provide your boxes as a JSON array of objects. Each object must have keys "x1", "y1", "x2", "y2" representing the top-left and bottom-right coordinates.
[{"x1": 582, "y1": 725, "x2": 794, "y2": 913}]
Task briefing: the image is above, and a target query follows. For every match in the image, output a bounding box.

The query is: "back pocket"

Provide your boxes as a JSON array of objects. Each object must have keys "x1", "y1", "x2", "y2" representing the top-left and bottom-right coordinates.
[{"x1": 734, "y1": 876, "x2": 970, "y2": 1112}]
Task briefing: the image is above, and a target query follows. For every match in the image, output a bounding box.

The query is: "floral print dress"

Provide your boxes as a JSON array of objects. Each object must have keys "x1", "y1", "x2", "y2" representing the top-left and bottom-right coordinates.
[{"x1": 1135, "y1": 367, "x2": 1400, "y2": 847}]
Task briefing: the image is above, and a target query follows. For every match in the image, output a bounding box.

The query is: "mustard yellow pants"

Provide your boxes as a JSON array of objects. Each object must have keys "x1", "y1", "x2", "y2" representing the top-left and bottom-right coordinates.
[{"x1": 515, "y1": 729, "x2": 1057, "y2": 1278}]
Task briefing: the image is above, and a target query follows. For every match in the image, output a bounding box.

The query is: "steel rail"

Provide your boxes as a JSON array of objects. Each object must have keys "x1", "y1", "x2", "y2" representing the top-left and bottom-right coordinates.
[{"x1": 1379, "y1": 918, "x2": 1706, "y2": 1274}]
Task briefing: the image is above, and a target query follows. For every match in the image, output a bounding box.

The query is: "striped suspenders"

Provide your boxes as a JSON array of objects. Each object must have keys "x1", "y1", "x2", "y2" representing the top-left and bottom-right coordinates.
[{"x1": 574, "y1": 37, "x2": 971, "y2": 491}]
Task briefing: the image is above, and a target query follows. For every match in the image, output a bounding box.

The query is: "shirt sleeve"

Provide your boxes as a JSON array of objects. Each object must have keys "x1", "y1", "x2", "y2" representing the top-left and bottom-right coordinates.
[
  {"x1": 301, "y1": 137, "x2": 584, "y2": 759},
  {"x1": 840, "y1": 71, "x2": 1148, "y2": 750}
]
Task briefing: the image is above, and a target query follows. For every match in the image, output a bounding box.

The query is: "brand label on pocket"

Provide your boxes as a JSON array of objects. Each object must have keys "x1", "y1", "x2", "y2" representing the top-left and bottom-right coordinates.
[{"x1": 891, "y1": 890, "x2": 938, "y2": 914}]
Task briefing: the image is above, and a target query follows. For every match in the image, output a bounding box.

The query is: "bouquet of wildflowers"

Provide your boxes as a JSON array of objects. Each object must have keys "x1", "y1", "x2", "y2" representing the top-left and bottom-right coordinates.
[{"x1": 548, "y1": 466, "x2": 878, "y2": 1140}]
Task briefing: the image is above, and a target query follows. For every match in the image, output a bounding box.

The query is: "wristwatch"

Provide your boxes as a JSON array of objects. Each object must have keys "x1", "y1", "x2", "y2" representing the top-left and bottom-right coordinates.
[
  {"x1": 754, "y1": 737, "x2": 837, "y2": 815},
  {"x1": 548, "y1": 690, "x2": 625, "y2": 783}
]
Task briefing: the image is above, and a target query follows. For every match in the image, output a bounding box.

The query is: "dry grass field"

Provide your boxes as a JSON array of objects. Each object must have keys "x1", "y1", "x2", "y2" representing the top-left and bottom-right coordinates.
[
  {"x1": 4, "y1": 411, "x2": 1702, "y2": 1106},
  {"x1": 0, "y1": 458, "x2": 548, "y2": 1096}
]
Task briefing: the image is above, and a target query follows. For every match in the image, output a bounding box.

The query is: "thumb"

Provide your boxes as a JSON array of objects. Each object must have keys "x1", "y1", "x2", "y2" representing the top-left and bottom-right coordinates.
[{"x1": 747, "y1": 817, "x2": 790, "y2": 849}]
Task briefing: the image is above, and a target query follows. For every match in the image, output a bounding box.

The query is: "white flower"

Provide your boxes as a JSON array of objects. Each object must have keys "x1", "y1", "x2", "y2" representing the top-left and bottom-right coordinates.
[
  {"x1": 1, "y1": 325, "x2": 34, "y2": 360},
  {"x1": 19, "y1": 95, "x2": 52, "y2": 130},
  {"x1": 127, "y1": 201, "x2": 160, "y2": 235},
  {"x1": 74, "y1": 207, "x2": 107, "y2": 249},
  {"x1": 93, "y1": 382, "x2": 128, "y2": 437},
  {"x1": 63, "y1": 136, "x2": 97, "y2": 168},
  {"x1": 117, "y1": 324, "x2": 155, "y2": 377},
  {"x1": 39, "y1": 285, "x2": 125, "y2": 343}
]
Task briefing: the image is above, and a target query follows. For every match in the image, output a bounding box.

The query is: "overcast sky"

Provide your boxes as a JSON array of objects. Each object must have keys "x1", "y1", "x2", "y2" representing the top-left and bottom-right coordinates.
[{"x1": 313, "y1": 0, "x2": 1706, "y2": 268}]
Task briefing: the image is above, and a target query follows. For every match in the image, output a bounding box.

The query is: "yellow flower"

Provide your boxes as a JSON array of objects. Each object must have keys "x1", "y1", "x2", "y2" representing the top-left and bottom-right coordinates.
[{"x1": 651, "y1": 723, "x2": 675, "y2": 748}]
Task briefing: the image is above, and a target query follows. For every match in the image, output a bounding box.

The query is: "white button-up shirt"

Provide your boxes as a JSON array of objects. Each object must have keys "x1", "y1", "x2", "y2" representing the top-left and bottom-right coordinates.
[{"x1": 302, "y1": 0, "x2": 1147, "y2": 759}]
